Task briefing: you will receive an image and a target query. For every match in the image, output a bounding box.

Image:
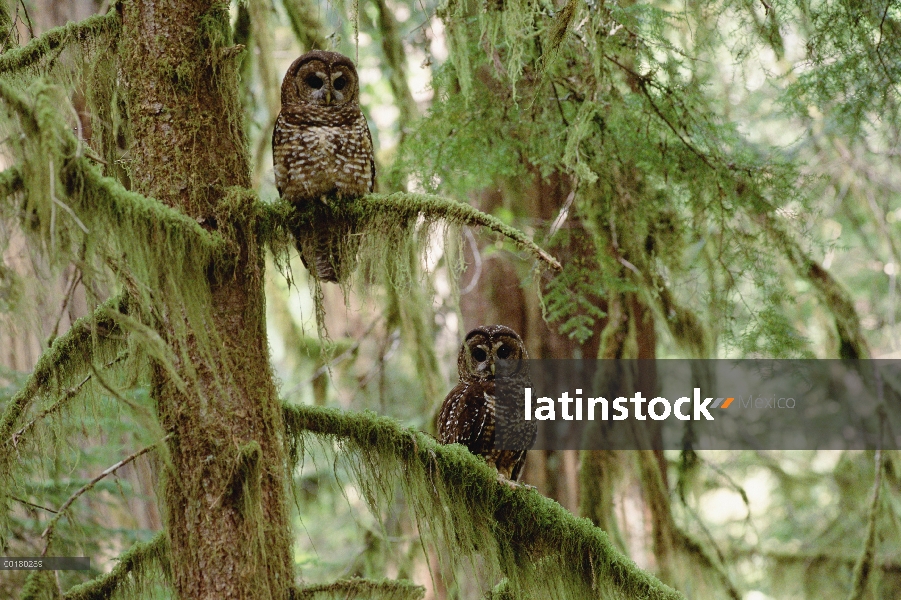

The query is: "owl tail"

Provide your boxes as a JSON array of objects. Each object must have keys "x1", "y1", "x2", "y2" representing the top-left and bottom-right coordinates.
[
  {"x1": 296, "y1": 228, "x2": 338, "y2": 283},
  {"x1": 294, "y1": 222, "x2": 359, "y2": 284}
]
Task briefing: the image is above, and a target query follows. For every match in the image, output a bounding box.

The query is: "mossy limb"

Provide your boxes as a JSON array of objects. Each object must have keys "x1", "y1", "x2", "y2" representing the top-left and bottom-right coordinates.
[
  {"x1": 0, "y1": 10, "x2": 120, "y2": 76},
  {"x1": 284, "y1": 403, "x2": 684, "y2": 599}
]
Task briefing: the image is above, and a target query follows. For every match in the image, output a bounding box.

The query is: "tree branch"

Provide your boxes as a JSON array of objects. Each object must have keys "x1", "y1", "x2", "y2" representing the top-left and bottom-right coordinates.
[
  {"x1": 296, "y1": 578, "x2": 425, "y2": 599},
  {"x1": 757, "y1": 212, "x2": 869, "y2": 357},
  {"x1": 63, "y1": 532, "x2": 170, "y2": 600},
  {"x1": 848, "y1": 447, "x2": 885, "y2": 600},
  {"x1": 0, "y1": 10, "x2": 119, "y2": 75},
  {"x1": 41, "y1": 435, "x2": 172, "y2": 556},
  {"x1": 283, "y1": 403, "x2": 683, "y2": 599},
  {"x1": 0, "y1": 293, "x2": 129, "y2": 452},
  {"x1": 355, "y1": 192, "x2": 563, "y2": 270},
  {"x1": 0, "y1": 81, "x2": 227, "y2": 260}
]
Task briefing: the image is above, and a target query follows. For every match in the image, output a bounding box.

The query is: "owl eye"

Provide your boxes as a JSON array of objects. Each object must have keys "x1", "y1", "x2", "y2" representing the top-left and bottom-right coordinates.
[
  {"x1": 497, "y1": 345, "x2": 511, "y2": 359},
  {"x1": 471, "y1": 347, "x2": 487, "y2": 362},
  {"x1": 305, "y1": 74, "x2": 324, "y2": 89},
  {"x1": 333, "y1": 75, "x2": 347, "y2": 91}
]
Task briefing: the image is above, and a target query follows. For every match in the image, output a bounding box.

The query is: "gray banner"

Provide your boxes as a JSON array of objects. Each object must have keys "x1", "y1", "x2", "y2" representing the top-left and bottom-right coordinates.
[
  {"x1": 0, "y1": 557, "x2": 90, "y2": 570},
  {"x1": 493, "y1": 360, "x2": 901, "y2": 450}
]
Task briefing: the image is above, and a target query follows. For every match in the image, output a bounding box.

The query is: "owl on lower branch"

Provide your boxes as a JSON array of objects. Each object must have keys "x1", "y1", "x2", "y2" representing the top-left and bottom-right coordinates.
[
  {"x1": 438, "y1": 325, "x2": 536, "y2": 485},
  {"x1": 273, "y1": 50, "x2": 375, "y2": 283}
]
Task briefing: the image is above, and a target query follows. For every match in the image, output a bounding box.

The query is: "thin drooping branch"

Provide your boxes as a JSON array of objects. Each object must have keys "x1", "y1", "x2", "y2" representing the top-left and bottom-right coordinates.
[
  {"x1": 40, "y1": 434, "x2": 172, "y2": 556},
  {"x1": 848, "y1": 448, "x2": 886, "y2": 600},
  {"x1": 283, "y1": 403, "x2": 683, "y2": 599},
  {"x1": 0, "y1": 10, "x2": 119, "y2": 75},
  {"x1": 63, "y1": 532, "x2": 169, "y2": 600}
]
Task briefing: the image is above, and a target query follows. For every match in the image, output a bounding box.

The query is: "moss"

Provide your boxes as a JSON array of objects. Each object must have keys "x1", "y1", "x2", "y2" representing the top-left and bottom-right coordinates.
[
  {"x1": 295, "y1": 577, "x2": 425, "y2": 600},
  {"x1": 64, "y1": 533, "x2": 171, "y2": 600},
  {"x1": 0, "y1": 10, "x2": 120, "y2": 76},
  {"x1": 0, "y1": 165, "x2": 23, "y2": 197},
  {"x1": 284, "y1": 403, "x2": 684, "y2": 599},
  {"x1": 264, "y1": 191, "x2": 560, "y2": 286},
  {"x1": 0, "y1": 293, "x2": 128, "y2": 545}
]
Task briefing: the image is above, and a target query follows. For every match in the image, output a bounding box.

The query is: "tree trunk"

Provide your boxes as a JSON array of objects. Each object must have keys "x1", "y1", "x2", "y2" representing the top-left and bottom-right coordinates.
[{"x1": 119, "y1": 1, "x2": 293, "y2": 597}]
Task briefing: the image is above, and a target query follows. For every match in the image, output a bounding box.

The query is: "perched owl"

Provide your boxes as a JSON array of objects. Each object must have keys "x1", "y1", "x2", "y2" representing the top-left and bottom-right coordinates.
[
  {"x1": 438, "y1": 325, "x2": 536, "y2": 483},
  {"x1": 273, "y1": 50, "x2": 375, "y2": 283}
]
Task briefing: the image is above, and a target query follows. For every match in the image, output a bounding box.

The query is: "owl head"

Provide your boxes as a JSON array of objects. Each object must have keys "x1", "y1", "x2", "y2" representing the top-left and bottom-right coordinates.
[
  {"x1": 281, "y1": 50, "x2": 360, "y2": 109},
  {"x1": 458, "y1": 325, "x2": 529, "y2": 381}
]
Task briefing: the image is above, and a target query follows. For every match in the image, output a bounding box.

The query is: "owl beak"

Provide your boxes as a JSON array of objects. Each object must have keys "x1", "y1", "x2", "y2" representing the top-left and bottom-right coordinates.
[
  {"x1": 490, "y1": 362, "x2": 496, "y2": 375},
  {"x1": 325, "y1": 90, "x2": 332, "y2": 105}
]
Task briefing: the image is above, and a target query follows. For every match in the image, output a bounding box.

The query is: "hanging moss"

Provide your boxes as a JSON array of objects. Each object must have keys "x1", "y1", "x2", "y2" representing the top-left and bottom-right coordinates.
[
  {"x1": 284, "y1": 403, "x2": 684, "y2": 599},
  {"x1": 0, "y1": 77, "x2": 235, "y2": 384},
  {"x1": 0, "y1": 10, "x2": 120, "y2": 76},
  {"x1": 265, "y1": 191, "x2": 560, "y2": 282},
  {"x1": 0, "y1": 293, "x2": 129, "y2": 544}
]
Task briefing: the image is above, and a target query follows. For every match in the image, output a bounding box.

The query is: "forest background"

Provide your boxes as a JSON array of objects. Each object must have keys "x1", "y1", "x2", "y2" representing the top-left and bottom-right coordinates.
[{"x1": 0, "y1": 0, "x2": 899, "y2": 598}]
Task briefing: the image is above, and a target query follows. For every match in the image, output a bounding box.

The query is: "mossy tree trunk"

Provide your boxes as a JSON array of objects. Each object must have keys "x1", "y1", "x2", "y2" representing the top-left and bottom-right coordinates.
[{"x1": 119, "y1": 1, "x2": 293, "y2": 597}]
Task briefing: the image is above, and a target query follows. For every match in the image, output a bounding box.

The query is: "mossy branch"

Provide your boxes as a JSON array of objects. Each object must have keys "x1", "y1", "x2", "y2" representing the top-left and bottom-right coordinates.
[
  {"x1": 64, "y1": 532, "x2": 170, "y2": 600},
  {"x1": 295, "y1": 577, "x2": 425, "y2": 600},
  {"x1": 265, "y1": 192, "x2": 562, "y2": 272},
  {"x1": 0, "y1": 293, "x2": 128, "y2": 451},
  {"x1": 0, "y1": 79, "x2": 226, "y2": 260},
  {"x1": 283, "y1": 403, "x2": 683, "y2": 599},
  {"x1": 0, "y1": 10, "x2": 120, "y2": 75},
  {"x1": 69, "y1": 153, "x2": 227, "y2": 257},
  {"x1": 757, "y1": 212, "x2": 869, "y2": 358},
  {"x1": 363, "y1": 193, "x2": 561, "y2": 270}
]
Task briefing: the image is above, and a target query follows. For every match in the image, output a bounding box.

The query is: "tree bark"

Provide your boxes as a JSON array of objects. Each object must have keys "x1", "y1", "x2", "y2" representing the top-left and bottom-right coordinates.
[{"x1": 119, "y1": 1, "x2": 293, "y2": 597}]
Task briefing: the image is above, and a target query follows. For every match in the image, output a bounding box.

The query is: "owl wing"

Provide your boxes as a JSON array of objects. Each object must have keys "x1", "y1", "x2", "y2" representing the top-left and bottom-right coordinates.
[
  {"x1": 437, "y1": 380, "x2": 496, "y2": 456},
  {"x1": 272, "y1": 112, "x2": 288, "y2": 197},
  {"x1": 365, "y1": 117, "x2": 375, "y2": 193}
]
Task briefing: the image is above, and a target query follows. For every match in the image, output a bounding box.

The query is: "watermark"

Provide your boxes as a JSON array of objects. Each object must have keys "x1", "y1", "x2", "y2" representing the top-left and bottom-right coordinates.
[
  {"x1": 1, "y1": 557, "x2": 90, "y2": 570},
  {"x1": 494, "y1": 359, "x2": 898, "y2": 450}
]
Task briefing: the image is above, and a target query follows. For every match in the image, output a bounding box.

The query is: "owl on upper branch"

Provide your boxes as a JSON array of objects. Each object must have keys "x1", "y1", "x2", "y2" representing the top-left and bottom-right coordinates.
[
  {"x1": 438, "y1": 325, "x2": 536, "y2": 485},
  {"x1": 273, "y1": 50, "x2": 375, "y2": 283}
]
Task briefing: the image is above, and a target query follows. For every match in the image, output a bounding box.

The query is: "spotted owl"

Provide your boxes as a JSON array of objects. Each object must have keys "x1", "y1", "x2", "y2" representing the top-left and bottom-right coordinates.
[
  {"x1": 273, "y1": 50, "x2": 375, "y2": 283},
  {"x1": 438, "y1": 325, "x2": 536, "y2": 483}
]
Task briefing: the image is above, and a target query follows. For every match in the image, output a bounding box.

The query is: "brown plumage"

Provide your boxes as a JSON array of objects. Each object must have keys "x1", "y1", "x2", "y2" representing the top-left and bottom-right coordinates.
[
  {"x1": 273, "y1": 50, "x2": 375, "y2": 283},
  {"x1": 438, "y1": 325, "x2": 536, "y2": 482}
]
